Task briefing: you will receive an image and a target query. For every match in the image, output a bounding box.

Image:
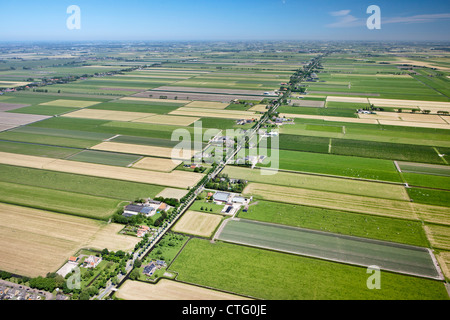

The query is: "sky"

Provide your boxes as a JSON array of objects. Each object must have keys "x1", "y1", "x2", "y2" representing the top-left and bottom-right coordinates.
[{"x1": 1, "y1": 0, "x2": 450, "y2": 42}]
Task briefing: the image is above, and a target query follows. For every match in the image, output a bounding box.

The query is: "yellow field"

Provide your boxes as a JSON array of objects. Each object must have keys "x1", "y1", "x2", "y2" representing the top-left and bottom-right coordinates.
[
  {"x1": 326, "y1": 96, "x2": 369, "y2": 103},
  {"x1": 39, "y1": 99, "x2": 101, "y2": 108},
  {"x1": 0, "y1": 80, "x2": 31, "y2": 87},
  {"x1": 116, "y1": 279, "x2": 250, "y2": 300},
  {"x1": 156, "y1": 188, "x2": 188, "y2": 200},
  {"x1": 133, "y1": 114, "x2": 199, "y2": 126},
  {"x1": 185, "y1": 101, "x2": 229, "y2": 109},
  {"x1": 248, "y1": 104, "x2": 268, "y2": 112},
  {"x1": 368, "y1": 98, "x2": 450, "y2": 111},
  {"x1": 119, "y1": 97, "x2": 191, "y2": 104},
  {"x1": 435, "y1": 252, "x2": 450, "y2": 280},
  {"x1": 358, "y1": 111, "x2": 448, "y2": 124},
  {"x1": 0, "y1": 203, "x2": 139, "y2": 277},
  {"x1": 172, "y1": 211, "x2": 223, "y2": 237},
  {"x1": 378, "y1": 120, "x2": 450, "y2": 129},
  {"x1": 424, "y1": 224, "x2": 450, "y2": 250},
  {"x1": 91, "y1": 141, "x2": 196, "y2": 160},
  {"x1": 0, "y1": 151, "x2": 203, "y2": 189},
  {"x1": 132, "y1": 156, "x2": 182, "y2": 172},
  {"x1": 62, "y1": 108, "x2": 154, "y2": 121}
]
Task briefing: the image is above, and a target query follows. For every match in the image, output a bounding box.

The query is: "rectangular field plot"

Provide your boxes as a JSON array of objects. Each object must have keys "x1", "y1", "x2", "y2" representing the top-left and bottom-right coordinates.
[
  {"x1": 222, "y1": 166, "x2": 409, "y2": 201},
  {"x1": 61, "y1": 109, "x2": 154, "y2": 121},
  {"x1": 91, "y1": 141, "x2": 195, "y2": 160},
  {"x1": 0, "y1": 112, "x2": 51, "y2": 126},
  {"x1": 184, "y1": 101, "x2": 229, "y2": 109},
  {"x1": 0, "y1": 151, "x2": 204, "y2": 189},
  {"x1": 169, "y1": 238, "x2": 447, "y2": 300},
  {"x1": 217, "y1": 219, "x2": 442, "y2": 280},
  {"x1": 0, "y1": 180, "x2": 124, "y2": 220},
  {"x1": 66, "y1": 150, "x2": 142, "y2": 167},
  {"x1": 39, "y1": 99, "x2": 102, "y2": 108},
  {"x1": 0, "y1": 203, "x2": 139, "y2": 277},
  {"x1": 239, "y1": 200, "x2": 428, "y2": 247},
  {"x1": 116, "y1": 279, "x2": 249, "y2": 300},
  {"x1": 156, "y1": 188, "x2": 188, "y2": 200},
  {"x1": 133, "y1": 114, "x2": 199, "y2": 126},
  {"x1": 132, "y1": 157, "x2": 181, "y2": 172},
  {"x1": 172, "y1": 211, "x2": 223, "y2": 238},
  {"x1": 397, "y1": 161, "x2": 450, "y2": 177}
]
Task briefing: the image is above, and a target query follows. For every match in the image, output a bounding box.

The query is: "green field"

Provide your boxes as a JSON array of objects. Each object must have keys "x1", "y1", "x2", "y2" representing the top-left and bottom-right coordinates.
[
  {"x1": 169, "y1": 238, "x2": 448, "y2": 300},
  {"x1": 66, "y1": 150, "x2": 142, "y2": 167},
  {"x1": 239, "y1": 200, "x2": 428, "y2": 247},
  {"x1": 0, "y1": 164, "x2": 164, "y2": 200},
  {"x1": 0, "y1": 140, "x2": 79, "y2": 158},
  {"x1": 0, "y1": 180, "x2": 123, "y2": 220},
  {"x1": 258, "y1": 149, "x2": 403, "y2": 182}
]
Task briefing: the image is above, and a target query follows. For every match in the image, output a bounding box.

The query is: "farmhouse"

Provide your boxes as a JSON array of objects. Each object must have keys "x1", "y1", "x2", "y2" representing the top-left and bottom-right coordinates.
[
  {"x1": 143, "y1": 262, "x2": 156, "y2": 276},
  {"x1": 68, "y1": 256, "x2": 79, "y2": 264},
  {"x1": 137, "y1": 225, "x2": 150, "y2": 238},
  {"x1": 123, "y1": 200, "x2": 170, "y2": 218},
  {"x1": 84, "y1": 255, "x2": 102, "y2": 269}
]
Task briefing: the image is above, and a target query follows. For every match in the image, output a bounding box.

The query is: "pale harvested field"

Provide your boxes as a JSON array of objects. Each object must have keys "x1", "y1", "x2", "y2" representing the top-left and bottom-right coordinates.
[
  {"x1": 119, "y1": 96, "x2": 191, "y2": 104},
  {"x1": 415, "y1": 204, "x2": 450, "y2": 226},
  {"x1": 185, "y1": 101, "x2": 229, "y2": 109},
  {"x1": 0, "y1": 151, "x2": 203, "y2": 189},
  {"x1": 132, "y1": 156, "x2": 182, "y2": 172},
  {"x1": 62, "y1": 109, "x2": 153, "y2": 121},
  {"x1": 0, "y1": 112, "x2": 51, "y2": 126},
  {"x1": 0, "y1": 124, "x2": 18, "y2": 132},
  {"x1": 0, "y1": 80, "x2": 30, "y2": 87},
  {"x1": 133, "y1": 114, "x2": 199, "y2": 126},
  {"x1": 0, "y1": 203, "x2": 139, "y2": 277},
  {"x1": 0, "y1": 102, "x2": 30, "y2": 112},
  {"x1": 378, "y1": 120, "x2": 450, "y2": 129},
  {"x1": 172, "y1": 211, "x2": 223, "y2": 238},
  {"x1": 435, "y1": 252, "x2": 450, "y2": 280},
  {"x1": 358, "y1": 112, "x2": 448, "y2": 124},
  {"x1": 116, "y1": 279, "x2": 249, "y2": 300},
  {"x1": 424, "y1": 224, "x2": 450, "y2": 250},
  {"x1": 368, "y1": 98, "x2": 450, "y2": 110},
  {"x1": 91, "y1": 141, "x2": 197, "y2": 160},
  {"x1": 156, "y1": 188, "x2": 188, "y2": 200},
  {"x1": 39, "y1": 99, "x2": 101, "y2": 108},
  {"x1": 326, "y1": 96, "x2": 369, "y2": 103},
  {"x1": 248, "y1": 104, "x2": 268, "y2": 112}
]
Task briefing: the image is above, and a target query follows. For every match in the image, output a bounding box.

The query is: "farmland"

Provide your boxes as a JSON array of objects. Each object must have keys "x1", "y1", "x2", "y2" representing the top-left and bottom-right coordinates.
[
  {"x1": 0, "y1": 41, "x2": 449, "y2": 302},
  {"x1": 169, "y1": 238, "x2": 448, "y2": 300}
]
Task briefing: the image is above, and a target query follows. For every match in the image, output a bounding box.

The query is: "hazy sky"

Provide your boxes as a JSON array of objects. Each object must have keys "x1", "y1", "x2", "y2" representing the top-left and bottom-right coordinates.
[{"x1": 1, "y1": 0, "x2": 449, "y2": 42}]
